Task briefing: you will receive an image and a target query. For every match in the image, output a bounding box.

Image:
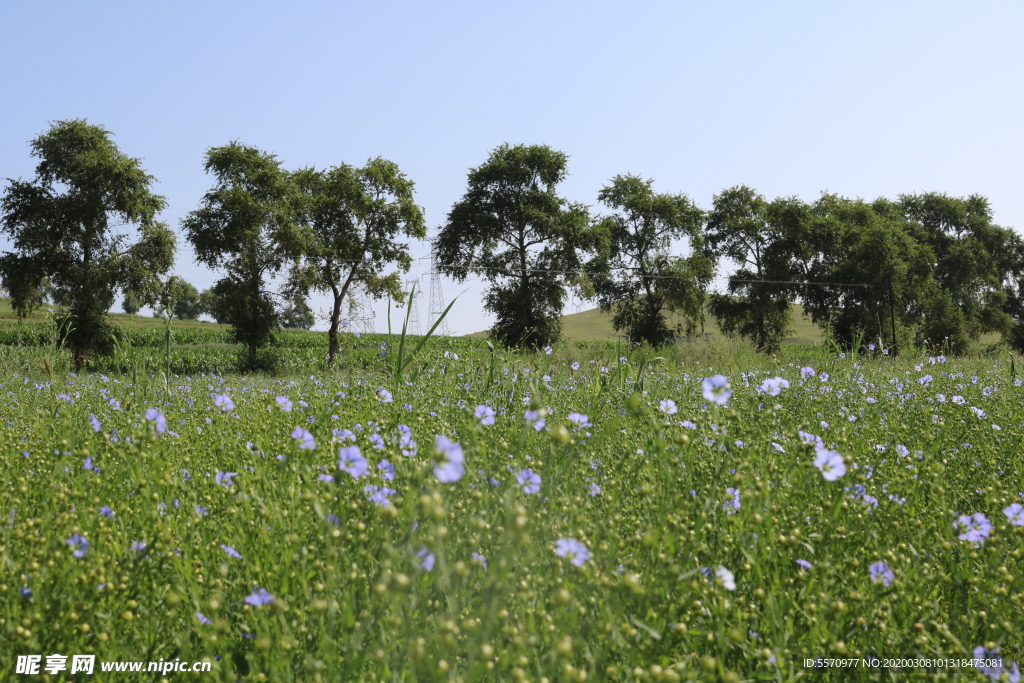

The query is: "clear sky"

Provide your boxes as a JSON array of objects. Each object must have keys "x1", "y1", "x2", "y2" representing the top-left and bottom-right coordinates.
[{"x1": 2, "y1": 1, "x2": 1021, "y2": 335}]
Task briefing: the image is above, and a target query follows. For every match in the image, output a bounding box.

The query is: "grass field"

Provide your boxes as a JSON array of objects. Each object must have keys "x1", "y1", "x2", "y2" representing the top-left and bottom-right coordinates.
[
  {"x1": 0, "y1": 298, "x2": 227, "y2": 330},
  {"x1": 0, "y1": 324, "x2": 1022, "y2": 681},
  {"x1": 468, "y1": 305, "x2": 823, "y2": 346}
]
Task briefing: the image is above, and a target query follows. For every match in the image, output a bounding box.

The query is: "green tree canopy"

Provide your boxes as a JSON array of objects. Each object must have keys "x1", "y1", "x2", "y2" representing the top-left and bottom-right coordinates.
[
  {"x1": 153, "y1": 276, "x2": 201, "y2": 320},
  {"x1": 198, "y1": 287, "x2": 229, "y2": 324},
  {"x1": 588, "y1": 174, "x2": 712, "y2": 346},
  {"x1": 280, "y1": 298, "x2": 316, "y2": 330},
  {"x1": 900, "y1": 193, "x2": 1018, "y2": 341},
  {"x1": 122, "y1": 289, "x2": 142, "y2": 315},
  {"x1": 288, "y1": 159, "x2": 425, "y2": 363},
  {"x1": 706, "y1": 186, "x2": 804, "y2": 353},
  {"x1": 435, "y1": 143, "x2": 594, "y2": 349},
  {"x1": 0, "y1": 119, "x2": 175, "y2": 368},
  {"x1": 182, "y1": 143, "x2": 298, "y2": 364},
  {"x1": 793, "y1": 194, "x2": 938, "y2": 353}
]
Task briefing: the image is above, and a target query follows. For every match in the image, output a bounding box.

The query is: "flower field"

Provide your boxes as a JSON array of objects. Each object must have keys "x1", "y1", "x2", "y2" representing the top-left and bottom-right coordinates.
[{"x1": 1, "y1": 337, "x2": 1023, "y2": 681}]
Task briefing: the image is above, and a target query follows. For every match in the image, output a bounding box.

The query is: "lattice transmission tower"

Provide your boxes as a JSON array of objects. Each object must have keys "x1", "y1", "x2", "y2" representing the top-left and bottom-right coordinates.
[
  {"x1": 345, "y1": 284, "x2": 375, "y2": 335},
  {"x1": 427, "y1": 256, "x2": 450, "y2": 336},
  {"x1": 404, "y1": 279, "x2": 423, "y2": 336}
]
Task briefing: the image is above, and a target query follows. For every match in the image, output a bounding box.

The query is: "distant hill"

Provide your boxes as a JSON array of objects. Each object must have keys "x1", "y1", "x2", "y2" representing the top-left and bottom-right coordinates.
[
  {"x1": 0, "y1": 297, "x2": 227, "y2": 330},
  {"x1": 468, "y1": 304, "x2": 823, "y2": 344}
]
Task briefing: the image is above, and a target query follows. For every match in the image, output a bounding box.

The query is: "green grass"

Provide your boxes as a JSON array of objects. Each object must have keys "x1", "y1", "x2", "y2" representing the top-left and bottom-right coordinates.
[
  {"x1": 0, "y1": 297, "x2": 228, "y2": 329},
  {"x1": 0, "y1": 334, "x2": 1022, "y2": 681}
]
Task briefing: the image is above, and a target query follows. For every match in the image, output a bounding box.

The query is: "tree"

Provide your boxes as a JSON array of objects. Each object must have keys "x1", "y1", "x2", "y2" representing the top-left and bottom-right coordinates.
[
  {"x1": 900, "y1": 193, "x2": 1017, "y2": 342},
  {"x1": 0, "y1": 120, "x2": 175, "y2": 369},
  {"x1": 793, "y1": 194, "x2": 937, "y2": 353},
  {"x1": 280, "y1": 298, "x2": 316, "y2": 329},
  {"x1": 182, "y1": 143, "x2": 298, "y2": 364},
  {"x1": 587, "y1": 175, "x2": 712, "y2": 346},
  {"x1": 288, "y1": 159, "x2": 425, "y2": 363},
  {"x1": 122, "y1": 289, "x2": 142, "y2": 315},
  {"x1": 706, "y1": 186, "x2": 804, "y2": 353},
  {"x1": 153, "y1": 276, "x2": 201, "y2": 320},
  {"x1": 435, "y1": 144, "x2": 593, "y2": 349},
  {"x1": 198, "y1": 287, "x2": 229, "y2": 324}
]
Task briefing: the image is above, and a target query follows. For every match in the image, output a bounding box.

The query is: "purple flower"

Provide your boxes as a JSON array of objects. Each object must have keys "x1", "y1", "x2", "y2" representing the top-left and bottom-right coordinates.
[
  {"x1": 99, "y1": 506, "x2": 114, "y2": 518},
  {"x1": 954, "y1": 512, "x2": 992, "y2": 545},
  {"x1": 715, "y1": 566, "x2": 736, "y2": 591},
  {"x1": 869, "y1": 561, "x2": 895, "y2": 586},
  {"x1": 813, "y1": 446, "x2": 846, "y2": 481},
  {"x1": 196, "y1": 612, "x2": 212, "y2": 625},
  {"x1": 338, "y1": 445, "x2": 369, "y2": 479},
  {"x1": 588, "y1": 483, "x2": 601, "y2": 497},
  {"x1": 659, "y1": 399, "x2": 678, "y2": 415},
  {"x1": 20, "y1": 586, "x2": 32, "y2": 598},
  {"x1": 474, "y1": 404, "x2": 496, "y2": 426},
  {"x1": 757, "y1": 377, "x2": 790, "y2": 396},
  {"x1": 800, "y1": 366, "x2": 816, "y2": 379},
  {"x1": 702, "y1": 375, "x2": 732, "y2": 406},
  {"x1": 317, "y1": 474, "x2": 335, "y2": 483},
  {"x1": 433, "y1": 436, "x2": 465, "y2": 483},
  {"x1": 1005, "y1": 503, "x2": 1024, "y2": 526},
  {"x1": 131, "y1": 540, "x2": 147, "y2": 553},
  {"x1": 796, "y1": 559, "x2": 812, "y2": 570},
  {"x1": 416, "y1": 547, "x2": 435, "y2": 572},
  {"x1": 145, "y1": 407, "x2": 167, "y2": 433},
  {"x1": 364, "y1": 484, "x2": 397, "y2": 507},
  {"x1": 516, "y1": 469, "x2": 541, "y2": 494},
  {"x1": 89, "y1": 413, "x2": 102, "y2": 433},
  {"x1": 379, "y1": 388, "x2": 394, "y2": 403},
  {"x1": 973, "y1": 646, "x2": 1020, "y2": 681},
  {"x1": 215, "y1": 471, "x2": 237, "y2": 487},
  {"x1": 67, "y1": 533, "x2": 90, "y2": 558},
  {"x1": 722, "y1": 487, "x2": 741, "y2": 514},
  {"x1": 244, "y1": 587, "x2": 274, "y2": 606},
  {"x1": 84, "y1": 456, "x2": 95, "y2": 471},
  {"x1": 108, "y1": 398, "x2": 121, "y2": 410},
  {"x1": 276, "y1": 396, "x2": 293, "y2": 412},
  {"x1": 378, "y1": 459, "x2": 395, "y2": 481},
  {"x1": 195, "y1": 504, "x2": 209, "y2": 517},
  {"x1": 212, "y1": 393, "x2": 234, "y2": 411},
  {"x1": 291, "y1": 426, "x2": 316, "y2": 450},
  {"x1": 525, "y1": 410, "x2": 546, "y2": 432},
  {"x1": 554, "y1": 538, "x2": 590, "y2": 567},
  {"x1": 472, "y1": 552, "x2": 488, "y2": 568},
  {"x1": 567, "y1": 412, "x2": 592, "y2": 428},
  {"x1": 221, "y1": 544, "x2": 243, "y2": 559}
]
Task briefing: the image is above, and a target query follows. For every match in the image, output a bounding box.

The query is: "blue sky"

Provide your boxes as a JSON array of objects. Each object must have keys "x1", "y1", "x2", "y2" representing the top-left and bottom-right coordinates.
[{"x1": 2, "y1": 1, "x2": 1021, "y2": 334}]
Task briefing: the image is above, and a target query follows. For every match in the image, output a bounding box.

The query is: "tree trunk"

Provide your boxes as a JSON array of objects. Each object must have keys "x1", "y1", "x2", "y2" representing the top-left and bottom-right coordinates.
[
  {"x1": 328, "y1": 268, "x2": 358, "y2": 366},
  {"x1": 74, "y1": 348, "x2": 85, "y2": 372},
  {"x1": 328, "y1": 288, "x2": 342, "y2": 365},
  {"x1": 249, "y1": 339, "x2": 257, "y2": 366}
]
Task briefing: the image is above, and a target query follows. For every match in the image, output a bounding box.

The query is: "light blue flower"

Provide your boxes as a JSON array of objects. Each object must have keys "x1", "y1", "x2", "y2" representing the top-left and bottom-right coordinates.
[
  {"x1": 554, "y1": 538, "x2": 590, "y2": 567},
  {"x1": 516, "y1": 469, "x2": 541, "y2": 494},
  {"x1": 702, "y1": 375, "x2": 732, "y2": 406},
  {"x1": 869, "y1": 561, "x2": 894, "y2": 586},
  {"x1": 433, "y1": 436, "x2": 465, "y2": 483},
  {"x1": 338, "y1": 446, "x2": 369, "y2": 479}
]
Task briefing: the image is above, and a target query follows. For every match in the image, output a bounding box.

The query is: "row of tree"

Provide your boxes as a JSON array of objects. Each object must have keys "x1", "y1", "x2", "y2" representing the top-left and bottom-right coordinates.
[
  {"x1": 434, "y1": 146, "x2": 1024, "y2": 356},
  {"x1": 2, "y1": 120, "x2": 1023, "y2": 370}
]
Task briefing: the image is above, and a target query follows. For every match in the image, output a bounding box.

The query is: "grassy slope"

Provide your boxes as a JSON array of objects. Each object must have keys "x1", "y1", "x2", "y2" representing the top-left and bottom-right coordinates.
[
  {"x1": 0, "y1": 297, "x2": 229, "y2": 330},
  {"x1": 469, "y1": 304, "x2": 823, "y2": 344}
]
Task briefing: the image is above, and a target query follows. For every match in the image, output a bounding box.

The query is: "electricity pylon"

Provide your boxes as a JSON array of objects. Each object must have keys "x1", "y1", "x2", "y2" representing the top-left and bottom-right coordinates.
[{"x1": 427, "y1": 256, "x2": 450, "y2": 336}]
